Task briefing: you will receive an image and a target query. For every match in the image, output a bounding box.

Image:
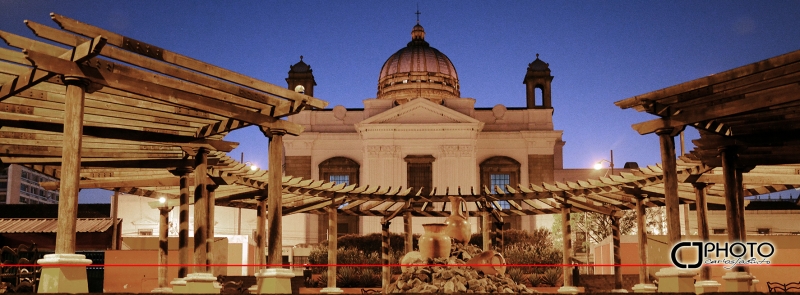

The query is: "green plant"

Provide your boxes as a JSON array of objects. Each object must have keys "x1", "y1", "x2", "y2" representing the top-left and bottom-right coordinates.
[
  {"x1": 527, "y1": 273, "x2": 543, "y2": 287},
  {"x1": 358, "y1": 268, "x2": 382, "y2": 287},
  {"x1": 505, "y1": 267, "x2": 528, "y2": 285},
  {"x1": 316, "y1": 270, "x2": 328, "y2": 287},
  {"x1": 540, "y1": 268, "x2": 562, "y2": 287},
  {"x1": 337, "y1": 266, "x2": 361, "y2": 288}
]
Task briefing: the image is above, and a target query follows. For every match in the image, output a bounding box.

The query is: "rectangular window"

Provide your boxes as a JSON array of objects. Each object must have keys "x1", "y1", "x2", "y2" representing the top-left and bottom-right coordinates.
[
  {"x1": 138, "y1": 229, "x2": 153, "y2": 236},
  {"x1": 757, "y1": 228, "x2": 770, "y2": 235},
  {"x1": 712, "y1": 228, "x2": 726, "y2": 234},
  {"x1": 490, "y1": 174, "x2": 511, "y2": 209},
  {"x1": 407, "y1": 162, "x2": 433, "y2": 196},
  {"x1": 328, "y1": 175, "x2": 349, "y2": 185}
]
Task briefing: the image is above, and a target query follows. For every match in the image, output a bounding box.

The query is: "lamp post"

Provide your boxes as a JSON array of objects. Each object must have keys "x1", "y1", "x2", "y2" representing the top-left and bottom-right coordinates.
[{"x1": 593, "y1": 150, "x2": 615, "y2": 176}]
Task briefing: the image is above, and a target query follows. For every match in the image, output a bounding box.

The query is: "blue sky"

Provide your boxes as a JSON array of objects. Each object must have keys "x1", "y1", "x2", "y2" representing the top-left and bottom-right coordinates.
[{"x1": 2, "y1": 1, "x2": 799, "y2": 203}]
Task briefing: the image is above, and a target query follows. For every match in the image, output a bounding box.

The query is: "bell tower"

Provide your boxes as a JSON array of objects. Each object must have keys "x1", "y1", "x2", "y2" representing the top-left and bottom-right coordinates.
[
  {"x1": 523, "y1": 54, "x2": 553, "y2": 109},
  {"x1": 286, "y1": 55, "x2": 316, "y2": 97}
]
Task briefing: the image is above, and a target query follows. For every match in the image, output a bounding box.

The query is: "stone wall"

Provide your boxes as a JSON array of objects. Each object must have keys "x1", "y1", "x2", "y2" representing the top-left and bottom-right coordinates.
[
  {"x1": 285, "y1": 156, "x2": 311, "y2": 179},
  {"x1": 527, "y1": 154, "x2": 554, "y2": 184}
]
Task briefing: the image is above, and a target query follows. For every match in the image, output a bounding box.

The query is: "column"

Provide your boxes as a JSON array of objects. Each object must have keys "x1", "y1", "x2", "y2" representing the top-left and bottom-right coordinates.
[
  {"x1": 610, "y1": 214, "x2": 626, "y2": 293},
  {"x1": 110, "y1": 188, "x2": 120, "y2": 250},
  {"x1": 38, "y1": 77, "x2": 93, "y2": 293},
  {"x1": 321, "y1": 198, "x2": 342, "y2": 294},
  {"x1": 207, "y1": 184, "x2": 219, "y2": 276},
  {"x1": 170, "y1": 166, "x2": 193, "y2": 293},
  {"x1": 632, "y1": 196, "x2": 656, "y2": 293},
  {"x1": 255, "y1": 129, "x2": 295, "y2": 294},
  {"x1": 558, "y1": 204, "x2": 578, "y2": 294},
  {"x1": 404, "y1": 211, "x2": 413, "y2": 253},
  {"x1": 184, "y1": 148, "x2": 218, "y2": 293},
  {"x1": 151, "y1": 201, "x2": 175, "y2": 293},
  {"x1": 693, "y1": 183, "x2": 721, "y2": 293},
  {"x1": 656, "y1": 128, "x2": 681, "y2": 244},
  {"x1": 719, "y1": 147, "x2": 752, "y2": 291},
  {"x1": 381, "y1": 221, "x2": 391, "y2": 293},
  {"x1": 654, "y1": 127, "x2": 695, "y2": 293},
  {"x1": 481, "y1": 209, "x2": 491, "y2": 251}
]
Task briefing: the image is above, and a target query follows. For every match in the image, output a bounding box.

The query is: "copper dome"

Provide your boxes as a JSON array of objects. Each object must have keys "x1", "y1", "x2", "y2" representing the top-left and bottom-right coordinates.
[{"x1": 377, "y1": 23, "x2": 460, "y2": 104}]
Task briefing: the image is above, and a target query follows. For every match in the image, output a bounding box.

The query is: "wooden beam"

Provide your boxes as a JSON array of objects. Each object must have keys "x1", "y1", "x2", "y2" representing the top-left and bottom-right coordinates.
[{"x1": 51, "y1": 13, "x2": 327, "y2": 110}]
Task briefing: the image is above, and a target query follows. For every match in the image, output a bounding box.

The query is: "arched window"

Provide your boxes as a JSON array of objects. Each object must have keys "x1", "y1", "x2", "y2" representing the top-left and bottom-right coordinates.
[
  {"x1": 318, "y1": 157, "x2": 360, "y2": 186},
  {"x1": 480, "y1": 156, "x2": 521, "y2": 210}
]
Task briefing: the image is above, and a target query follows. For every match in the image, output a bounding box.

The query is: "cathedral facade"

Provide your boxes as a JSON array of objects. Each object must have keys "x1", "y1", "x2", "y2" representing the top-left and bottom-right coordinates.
[{"x1": 283, "y1": 23, "x2": 564, "y2": 242}]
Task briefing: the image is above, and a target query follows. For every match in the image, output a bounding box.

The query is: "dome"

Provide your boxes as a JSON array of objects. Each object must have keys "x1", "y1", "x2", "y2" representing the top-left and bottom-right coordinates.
[{"x1": 377, "y1": 23, "x2": 460, "y2": 104}]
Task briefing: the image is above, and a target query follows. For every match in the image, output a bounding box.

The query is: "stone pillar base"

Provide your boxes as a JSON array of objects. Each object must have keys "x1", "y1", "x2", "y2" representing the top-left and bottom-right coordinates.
[
  {"x1": 611, "y1": 288, "x2": 629, "y2": 293},
  {"x1": 320, "y1": 287, "x2": 344, "y2": 294},
  {"x1": 170, "y1": 278, "x2": 187, "y2": 293},
  {"x1": 722, "y1": 271, "x2": 752, "y2": 292},
  {"x1": 251, "y1": 268, "x2": 295, "y2": 294},
  {"x1": 557, "y1": 285, "x2": 580, "y2": 294},
  {"x1": 694, "y1": 280, "x2": 721, "y2": 294},
  {"x1": 151, "y1": 287, "x2": 174, "y2": 293},
  {"x1": 632, "y1": 283, "x2": 657, "y2": 293},
  {"x1": 184, "y1": 273, "x2": 221, "y2": 294},
  {"x1": 36, "y1": 254, "x2": 92, "y2": 293},
  {"x1": 655, "y1": 267, "x2": 697, "y2": 293}
]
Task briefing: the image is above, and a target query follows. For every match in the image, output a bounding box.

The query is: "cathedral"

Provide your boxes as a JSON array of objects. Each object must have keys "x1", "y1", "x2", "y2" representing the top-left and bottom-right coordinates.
[{"x1": 283, "y1": 22, "x2": 565, "y2": 242}]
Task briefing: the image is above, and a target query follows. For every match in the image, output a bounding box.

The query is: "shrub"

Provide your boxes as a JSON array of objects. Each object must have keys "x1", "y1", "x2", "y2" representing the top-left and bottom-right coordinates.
[
  {"x1": 527, "y1": 273, "x2": 543, "y2": 287},
  {"x1": 505, "y1": 267, "x2": 528, "y2": 285},
  {"x1": 358, "y1": 268, "x2": 382, "y2": 287},
  {"x1": 540, "y1": 268, "x2": 562, "y2": 287},
  {"x1": 337, "y1": 266, "x2": 361, "y2": 288}
]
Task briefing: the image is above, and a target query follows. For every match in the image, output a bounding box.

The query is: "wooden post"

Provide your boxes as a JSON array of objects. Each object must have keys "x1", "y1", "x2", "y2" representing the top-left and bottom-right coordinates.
[
  {"x1": 193, "y1": 148, "x2": 209, "y2": 273},
  {"x1": 493, "y1": 221, "x2": 504, "y2": 252},
  {"x1": 635, "y1": 196, "x2": 649, "y2": 284},
  {"x1": 404, "y1": 211, "x2": 413, "y2": 253},
  {"x1": 735, "y1": 168, "x2": 747, "y2": 242},
  {"x1": 55, "y1": 77, "x2": 88, "y2": 254},
  {"x1": 694, "y1": 183, "x2": 711, "y2": 280},
  {"x1": 158, "y1": 206, "x2": 172, "y2": 289},
  {"x1": 266, "y1": 130, "x2": 285, "y2": 268},
  {"x1": 207, "y1": 184, "x2": 218, "y2": 274},
  {"x1": 720, "y1": 147, "x2": 745, "y2": 273},
  {"x1": 481, "y1": 209, "x2": 491, "y2": 251},
  {"x1": 170, "y1": 166, "x2": 193, "y2": 278},
  {"x1": 322, "y1": 197, "x2": 340, "y2": 293},
  {"x1": 254, "y1": 195, "x2": 267, "y2": 272},
  {"x1": 562, "y1": 204, "x2": 573, "y2": 287},
  {"x1": 611, "y1": 214, "x2": 622, "y2": 290},
  {"x1": 110, "y1": 188, "x2": 120, "y2": 250},
  {"x1": 656, "y1": 128, "x2": 682, "y2": 245},
  {"x1": 381, "y1": 221, "x2": 391, "y2": 293}
]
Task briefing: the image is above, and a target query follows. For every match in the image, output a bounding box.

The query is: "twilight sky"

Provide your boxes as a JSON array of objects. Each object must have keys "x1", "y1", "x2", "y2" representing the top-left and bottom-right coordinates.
[{"x1": 2, "y1": 1, "x2": 799, "y2": 203}]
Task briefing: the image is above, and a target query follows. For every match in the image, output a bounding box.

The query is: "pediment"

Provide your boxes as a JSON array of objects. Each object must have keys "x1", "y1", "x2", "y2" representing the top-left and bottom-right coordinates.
[{"x1": 359, "y1": 98, "x2": 480, "y2": 125}]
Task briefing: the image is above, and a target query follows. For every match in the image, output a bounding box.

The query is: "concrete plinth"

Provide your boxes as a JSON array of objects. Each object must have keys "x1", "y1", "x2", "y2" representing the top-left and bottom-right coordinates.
[
  {"x1": 36, "y1": 253, "x2": 92, "y2": 293},
  {"x1": 320, "y1": 287, "x2": 344, "y2": 294},
  {"x1": 251, "y1": 268, "x2": 295, "y2": 294},
  {"x1": 632, "y1": 283, "x2": 657, "y2": 293},
  {"x1": 722, "y1": 271, "x2": 752, "y2": 292},
  {"x1": 170, "y1": 278, "x2": 187, "y2": 293},
  {"x1": 151, "y1": 287, "x2": 174, "y2": 293},
  {"x1": 557, "y1": 286, "x2": 580, "y2": 294},
  {"x1": 655, "y1": 267, "x2": 697, "y2": 293},
  {"x1": 611, "y1": 289, "x2": 629, "y2": 293},
  {"x1": 694, "y1": 280, "x2": 721, "y2": 294},
  {"x1": 183, "y1": 273, "x2": 221, "y2": 294}
]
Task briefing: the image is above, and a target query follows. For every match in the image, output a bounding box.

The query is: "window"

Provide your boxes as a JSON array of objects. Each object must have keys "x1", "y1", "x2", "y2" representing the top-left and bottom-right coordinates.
[
  {"x1": 712, "y1": 228, "x2": 726, "y2": 234},
  {"x1": 405, "y1": 155, "x2": 435, "y2": 196},
  {"x1": 329, "y1": 175, "x2": 350, "y2": 185},
  {"x1": 757, "y1": 228, "x2": 771, "y2": 235},
  {"x1": 138, "y1": 229, "x2": 153, "y2": 236},
  {"x1": 480, "y1": 156, "x2": 521, "y2": 210},
  {"x1": 319, "y1": 157, "x2": 359, "y2": 186},
  {"x1": 490, "y1": 174, "x2": 511, "y2": 209}
]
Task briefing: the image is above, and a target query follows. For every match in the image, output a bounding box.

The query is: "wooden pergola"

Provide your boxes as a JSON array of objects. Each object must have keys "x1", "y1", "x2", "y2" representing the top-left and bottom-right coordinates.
[
  {"x1": 616, "y1": 48, "x2": 800, "y2": 291},
  {"x1": 0, "y1": 13, "x2": 326, "y2": 293},
  {"x1": 3, "y1": 12, "x2": 800, "y2": 294}
]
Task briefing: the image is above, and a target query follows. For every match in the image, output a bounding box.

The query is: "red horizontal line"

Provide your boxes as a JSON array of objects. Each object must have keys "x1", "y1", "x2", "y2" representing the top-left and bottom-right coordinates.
[{"x1": 5, "y1": 263, "x2": 797, "y2": 267}]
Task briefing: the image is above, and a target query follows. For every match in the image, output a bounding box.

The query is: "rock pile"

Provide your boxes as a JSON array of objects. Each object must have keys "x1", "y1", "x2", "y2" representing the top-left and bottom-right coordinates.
[{"x1": 388, "y1": 244, "x2": 534, "y2": 293}]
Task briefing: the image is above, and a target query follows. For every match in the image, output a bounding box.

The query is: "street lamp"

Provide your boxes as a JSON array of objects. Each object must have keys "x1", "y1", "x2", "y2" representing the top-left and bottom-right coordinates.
[
  {"x1": 593, "y1": 150, "x2": 615, "y2": 175},
  {"x1": 244, "y1": 161, "x2": 258, "y2": 171}
]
